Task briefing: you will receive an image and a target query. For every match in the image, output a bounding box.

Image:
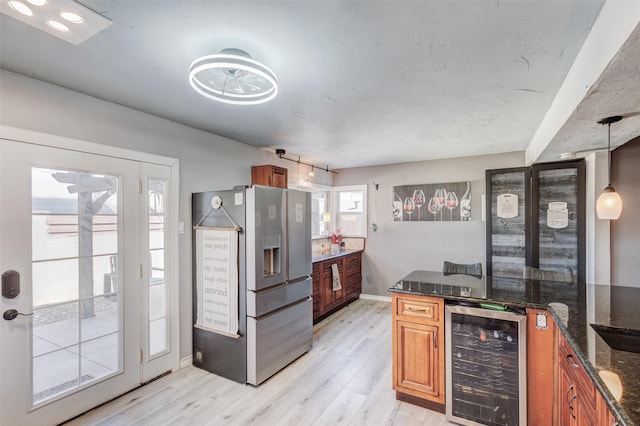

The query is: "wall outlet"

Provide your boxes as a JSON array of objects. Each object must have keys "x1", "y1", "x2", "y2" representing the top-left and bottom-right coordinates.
[{"x1": 536, "y1": 312, "x2": 548, "y2": 329}]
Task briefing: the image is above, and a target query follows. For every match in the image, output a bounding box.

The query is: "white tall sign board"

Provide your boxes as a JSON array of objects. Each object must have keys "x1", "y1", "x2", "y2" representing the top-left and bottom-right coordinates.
[{"x1": 195, "y1": 227, "x2": 239, "y2": 337}]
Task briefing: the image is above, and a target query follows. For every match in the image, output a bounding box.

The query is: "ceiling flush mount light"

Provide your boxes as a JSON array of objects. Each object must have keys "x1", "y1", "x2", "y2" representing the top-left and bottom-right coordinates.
[
  {"x1": 8, "y1": 1, "x2": 32, "y2": 16},
  {"x1": 60, "y1": 11, "x2": 82, "y2": 23},
  {"x1": 0, "y1": 0, "x2": 111, "y2": 45},
  {"x1": 47, "y1": 19, "x2": 68, "y2": 32},
  {"x1": 189, "y1": 48, "x2": 278, "y2": 106},
  {"x1": 596, "y1": 115, "x2": 623, "y2": 220}
]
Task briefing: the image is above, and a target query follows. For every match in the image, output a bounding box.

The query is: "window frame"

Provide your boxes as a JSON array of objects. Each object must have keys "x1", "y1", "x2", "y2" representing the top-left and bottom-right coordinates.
[{"x1": 332, "y1": 184, "x2": 368, "y2": 238}]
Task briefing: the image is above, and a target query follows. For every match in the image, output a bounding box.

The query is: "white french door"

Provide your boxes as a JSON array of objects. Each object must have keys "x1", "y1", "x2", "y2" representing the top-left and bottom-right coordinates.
[
  {"x1": 0, "y1": 139, "x2": 174, "y2": 425},
  {"x1": 140, "y1": 162, "x2": 173, "y2": 382}
]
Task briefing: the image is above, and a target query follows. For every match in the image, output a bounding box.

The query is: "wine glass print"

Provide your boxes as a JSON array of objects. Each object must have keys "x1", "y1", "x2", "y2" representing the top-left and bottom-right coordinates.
[
  {"x1": 434, "y1": 188, "x2": 447, "y2": 220},
  {"x1": 445, "y1": 191, "x2": 459, "y2": 220},
  {"x1": 392, "y1": 192, "x2": 403, "y2": 221},
  {"x1": 413, "y1": 189, "x2": 425, "y2": 221},
  {"x1": 427, "y1": 197, "x2": 440, "y2": 221},
  {"x1": 403, "y1": 197, "x2": 415, "y2": 221}
]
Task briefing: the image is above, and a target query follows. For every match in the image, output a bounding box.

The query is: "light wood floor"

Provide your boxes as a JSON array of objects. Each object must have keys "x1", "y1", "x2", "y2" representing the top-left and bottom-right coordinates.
[{"x1": 65, "y1": 299, "x2": 450, "y2": 425}]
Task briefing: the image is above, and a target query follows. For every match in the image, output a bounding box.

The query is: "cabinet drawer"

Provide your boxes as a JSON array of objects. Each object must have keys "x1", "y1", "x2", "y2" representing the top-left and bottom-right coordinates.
[
  {"x1": 559, "y1": 335, "x2": 597, "y2": 411},
  {"x1": 396, "y1": 297, "x2": 440, "y2": 322},
  {"x1": 344, "y1": 252, "x2": 361, "y2": 272}
]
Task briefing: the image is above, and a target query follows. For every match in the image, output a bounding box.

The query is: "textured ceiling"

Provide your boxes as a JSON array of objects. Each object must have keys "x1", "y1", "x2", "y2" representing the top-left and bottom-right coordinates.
[{"x1": 1, "y1": 1, "x2": 638, "y2": 169}]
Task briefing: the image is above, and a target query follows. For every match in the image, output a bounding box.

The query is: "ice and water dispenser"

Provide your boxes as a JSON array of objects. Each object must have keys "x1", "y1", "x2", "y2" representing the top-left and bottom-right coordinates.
[{"x1": 262, "y1": 234, "x2": 281, "y2": 277}]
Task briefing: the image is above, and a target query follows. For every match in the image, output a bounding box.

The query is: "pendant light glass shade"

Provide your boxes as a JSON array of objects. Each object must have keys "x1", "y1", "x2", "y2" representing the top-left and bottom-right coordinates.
[
  {"x1": 596, "y1": 115, "x2": 623, "y2": 220},
  {"x1": 596, "y1": 186, "x2": 622, "y2": 220}
]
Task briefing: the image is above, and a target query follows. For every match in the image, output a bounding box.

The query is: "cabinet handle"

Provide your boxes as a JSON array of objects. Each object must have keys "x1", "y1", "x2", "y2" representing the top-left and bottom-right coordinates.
[
  {"x1": 407, "y1": 306, "x2": 427, "y2": 312},
  {"x1": 566, "y1": 354, "x2": 580, "y2": 369},
  {"x1": 566, "y1": 385, "x2": 577, "y2": 419},
  {"x1": 434, "y1": 330, "x2": 438, "y2": 349}
]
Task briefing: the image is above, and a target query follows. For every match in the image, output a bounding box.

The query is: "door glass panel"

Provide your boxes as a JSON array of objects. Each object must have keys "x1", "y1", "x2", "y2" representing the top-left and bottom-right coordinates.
[
  {"x1": 148, "y1": 179, "x2": 168, "y2": 357},
  {"x1": 31, "y1": 167, "x2": 121, "y2": 404},
  {"x1": 32, "y1": 259, "x2": 79, "y2": 305},
  {"x1": 33, "y1": 302, "x2": 80, "y2": 356},
  {"x1": 488, "y1": 171, "x2": 527, "y2": 278},
  {"x1": 537, "y1": 168, "x2": 579, "y2": 277},
  {"x1": 81, "y1": 334, "x2": 119, "y2": 377},
  {"x1": 33, "y1": 345, "x2": 80, "y2": 404}
]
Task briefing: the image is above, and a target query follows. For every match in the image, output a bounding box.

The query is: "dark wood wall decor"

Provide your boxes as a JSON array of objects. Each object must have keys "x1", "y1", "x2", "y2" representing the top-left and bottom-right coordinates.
[{"x1": 486, "y1": 160, "x2": 585, "y2": 282}]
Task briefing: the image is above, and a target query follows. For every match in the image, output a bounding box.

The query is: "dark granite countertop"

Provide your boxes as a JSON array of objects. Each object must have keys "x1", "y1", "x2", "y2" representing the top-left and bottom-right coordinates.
[
  {"x1": 388, "y1": 270, "x2": 640, "y2": 426},
  {"x1": 312, "y1": 248, "x2": 362, "y2": 263}
]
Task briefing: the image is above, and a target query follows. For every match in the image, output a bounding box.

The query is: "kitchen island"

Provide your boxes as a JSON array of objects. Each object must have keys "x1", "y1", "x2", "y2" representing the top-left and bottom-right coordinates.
[{"x1": 388, "y1": 270, "x2": 640, "y2": 425}]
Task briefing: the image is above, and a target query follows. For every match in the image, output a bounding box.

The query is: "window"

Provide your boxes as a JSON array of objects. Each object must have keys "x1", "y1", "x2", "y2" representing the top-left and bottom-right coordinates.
[
  {"x1": 288, "y1": 183, "x2": 331, "y2": 239},
  {"x1": 333, "y1": 185, "x2": 367, "y2": 237},
  {"x1": 311, "y1": 188, "x2": 331, "y2": 238}
]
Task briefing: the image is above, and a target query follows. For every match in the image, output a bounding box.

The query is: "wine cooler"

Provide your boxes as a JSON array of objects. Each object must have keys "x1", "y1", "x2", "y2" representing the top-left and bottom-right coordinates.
[{"x1": 445, "y1": 305, "x2": 527, "y2": 426}]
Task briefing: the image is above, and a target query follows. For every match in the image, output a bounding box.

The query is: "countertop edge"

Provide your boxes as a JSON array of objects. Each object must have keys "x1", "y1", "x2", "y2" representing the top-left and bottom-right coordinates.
[{"x1": 312, "y1": 249, "x2": 363, "y2": 263}]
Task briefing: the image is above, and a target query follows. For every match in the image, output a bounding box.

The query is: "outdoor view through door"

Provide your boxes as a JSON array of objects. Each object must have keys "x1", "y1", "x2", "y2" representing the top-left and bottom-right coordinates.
[{"x1": 31, "y1": 167, "x2": 122, "y2": 403}]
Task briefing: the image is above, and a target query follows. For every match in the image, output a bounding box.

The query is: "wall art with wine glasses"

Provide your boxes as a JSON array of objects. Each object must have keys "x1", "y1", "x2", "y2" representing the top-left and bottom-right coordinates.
[{"x1": 392, "y1": 181, "x2": 471, "y2": 222}]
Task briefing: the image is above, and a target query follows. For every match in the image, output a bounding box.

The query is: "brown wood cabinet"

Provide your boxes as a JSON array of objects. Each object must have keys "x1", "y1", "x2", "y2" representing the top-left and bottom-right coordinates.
[
  {"x1": 392, "y1": 293, "x2": 445, "y2": 408},
  {"x1": 526, "y1": 309, "x2": 556, "y2": 425},
  {"x1": 555, "y1": 330, "x2": 606, "y2": 426},
  {"x1": 311, "y1": 251, "x2": 362, "y2": 323},
  {"x1": 251, "y1": 165, "x2": 288, "y2": 188}
]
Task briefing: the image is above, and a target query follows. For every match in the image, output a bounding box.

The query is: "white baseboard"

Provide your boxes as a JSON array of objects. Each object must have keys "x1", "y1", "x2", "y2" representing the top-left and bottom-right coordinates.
[
  {"x1": 359, "y1": 293, "x2": 392, "y2": 303},
  {"x1": 179, "y1": 356, "x2": 193, "y2": 369}
]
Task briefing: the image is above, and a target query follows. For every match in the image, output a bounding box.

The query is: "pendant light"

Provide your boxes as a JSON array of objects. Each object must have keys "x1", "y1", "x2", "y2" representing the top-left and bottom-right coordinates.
[{"x1": 596, "y1": 115, "x2": 623, "y2": 220}]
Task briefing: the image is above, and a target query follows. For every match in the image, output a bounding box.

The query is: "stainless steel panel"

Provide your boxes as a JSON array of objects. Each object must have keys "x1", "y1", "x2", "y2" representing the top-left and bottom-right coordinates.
[
  {"x1": 246, "y1": 277, "x2": 312, "y2": 318},
  {"x1": 246, "y1": 186, "x2": 287, "y2": 291},
  {"x1": 287, "y1": 189, "x2": 312, "y2": 281},
  {"x1": 247, "y1": 297, "x2": 313, "y2": 385},
  {"x1": 445, "y1": 305, "x2": 527, "y2": 426}
]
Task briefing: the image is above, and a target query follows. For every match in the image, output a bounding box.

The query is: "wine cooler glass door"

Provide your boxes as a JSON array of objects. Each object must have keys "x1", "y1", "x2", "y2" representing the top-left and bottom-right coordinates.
[{"x1": 445, "y1": 305, "x2": 527, "y2": 426}]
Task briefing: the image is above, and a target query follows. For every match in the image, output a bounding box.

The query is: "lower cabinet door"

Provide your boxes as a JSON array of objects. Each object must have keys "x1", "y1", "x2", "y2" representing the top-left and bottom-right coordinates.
[{"x1": 394, "y1": 320, "x2": 442, "y2": 402}]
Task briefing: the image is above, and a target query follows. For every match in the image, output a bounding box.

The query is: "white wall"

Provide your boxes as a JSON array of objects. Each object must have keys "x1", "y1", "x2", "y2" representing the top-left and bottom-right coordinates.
[
  {"x1": 0, "y1": 70, "x2": 312, "y2": 361},
  {"x1": 334, "y1": 152, "x2": 525, "y2": 296}
]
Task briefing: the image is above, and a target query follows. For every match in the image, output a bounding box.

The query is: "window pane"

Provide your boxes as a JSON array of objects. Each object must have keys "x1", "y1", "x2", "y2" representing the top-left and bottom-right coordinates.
[
  {"x1": 149, "y1": 318, "x2": 167, "y2": 357},
  {"x1": 80, "y1": 296, "x2": 119, "y2": 341},
  {"x1": 148, "y1": 178, "x2": 168, "y2": 357},
  {"x1": 93, "y1": 215, "x2": 118, "y2": 255},
  {"x1": 149, "y1": 283, "x2": 166, "y2": 321},
  {"x1": 150, "y1": 249, "x2": 165, "y2": 282},
  {"x1": 339, "y1": 213, "x2": 363, "y2": 236},
  {"x1": 81, "y1": 334, "x2": 119, "y2": 378},
  {"x1": 33, "y1": 302, "x2": 80, "y2": 356},
  {"x1": 311, "y1": 190, "x2": 330, "y2": 237},
  {"x1": 338, "y1": 191, "x2": 363, "y2": 212},
  {"x1": 334, "y1": 185, "x2": 367, "y2": 237},
  {"x1": 33, "y1": 259, "x2": 79, "y2": 306},
  {"x1": 33, "y1": 345, "x2": 80, "y2": 404}
]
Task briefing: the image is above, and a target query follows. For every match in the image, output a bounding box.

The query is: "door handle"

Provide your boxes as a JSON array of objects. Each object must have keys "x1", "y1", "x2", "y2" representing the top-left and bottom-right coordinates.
[{"x1": 3, "y1": 309, "x2": 33, "y2": 321}]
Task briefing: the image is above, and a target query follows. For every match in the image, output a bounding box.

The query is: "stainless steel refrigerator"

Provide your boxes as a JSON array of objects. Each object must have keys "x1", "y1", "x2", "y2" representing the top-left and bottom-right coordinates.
[{"x1": 192, "y1": 185, "x2": 313, "y2": 385}]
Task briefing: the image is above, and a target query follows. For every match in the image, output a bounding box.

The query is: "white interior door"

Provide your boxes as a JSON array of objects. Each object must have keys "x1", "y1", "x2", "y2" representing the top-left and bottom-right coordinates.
[{"x1": 0, "y1": 140, "x2": 141, "y2": 425}]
